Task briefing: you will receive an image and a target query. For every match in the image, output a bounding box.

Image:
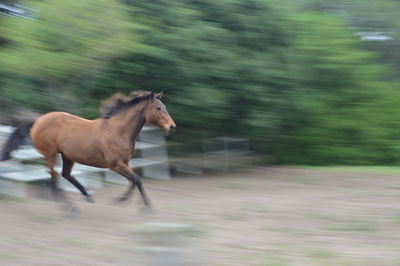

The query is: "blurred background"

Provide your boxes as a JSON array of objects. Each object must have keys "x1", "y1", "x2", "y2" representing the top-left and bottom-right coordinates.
[
  {"x1": 1, "y1": 0, "x2": 400, "y2": 265},
  {"x1": 1, "y1": 0, "x2": 400, "y2": 165}
]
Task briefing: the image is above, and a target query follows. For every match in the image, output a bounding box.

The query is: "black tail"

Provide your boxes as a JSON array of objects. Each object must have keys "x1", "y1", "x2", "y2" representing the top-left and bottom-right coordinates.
[{"x1": 0, "y1": 118, "x2": 36, "y2": 161}]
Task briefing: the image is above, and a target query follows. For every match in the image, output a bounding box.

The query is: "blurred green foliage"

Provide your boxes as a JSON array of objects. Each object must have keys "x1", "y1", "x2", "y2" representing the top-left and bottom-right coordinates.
[
  {"x1": 0, "y1": 0, "x2": 136, "y2": 113},
  {"x1": 1, "y1": 0, "x2": 400, "y2": 164}
]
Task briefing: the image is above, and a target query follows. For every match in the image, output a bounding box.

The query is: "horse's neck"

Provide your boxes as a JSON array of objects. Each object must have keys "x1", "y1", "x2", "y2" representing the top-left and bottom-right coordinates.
[{"x1": 109, "y1": 101, "x2": 147, "y2": 141}]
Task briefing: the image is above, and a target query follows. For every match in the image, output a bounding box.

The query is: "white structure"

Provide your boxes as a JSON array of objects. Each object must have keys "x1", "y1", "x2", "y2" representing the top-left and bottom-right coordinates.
[
  {"x1": 0, "y1": 3, "x2": 36, "y2": 20},
  {"x1": 355, "y1": 31, "x2": 393, "y2": 41}
]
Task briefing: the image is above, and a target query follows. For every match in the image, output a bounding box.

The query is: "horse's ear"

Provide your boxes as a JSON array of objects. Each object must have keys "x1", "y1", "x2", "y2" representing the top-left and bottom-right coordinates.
[{"x1": 155, "y1": 91, "x2": 163, "y2": 99}]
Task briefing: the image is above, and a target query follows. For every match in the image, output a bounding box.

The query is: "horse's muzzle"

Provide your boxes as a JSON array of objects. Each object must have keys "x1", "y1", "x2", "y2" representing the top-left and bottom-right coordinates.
[
  {"x1": 162, "y1": 123, "x2": 176, "y2": 136},
  {"x1": 168, "y1": 124, "x2": 176, "y2": 135}
]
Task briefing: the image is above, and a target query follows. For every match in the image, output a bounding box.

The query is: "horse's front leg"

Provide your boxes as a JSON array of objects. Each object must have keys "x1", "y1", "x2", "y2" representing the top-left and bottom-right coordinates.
[
  {"x1": 111, "y1": 161, "x2": 151, "y2": 207},
  {"x1": 116, "y1": 178, "x2": 136, "y2": 202}
]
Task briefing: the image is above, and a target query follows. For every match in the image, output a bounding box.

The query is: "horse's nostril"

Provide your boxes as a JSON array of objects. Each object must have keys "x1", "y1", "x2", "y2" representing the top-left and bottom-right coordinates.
[{"x1": 170, "y1": 125, "x2": 176, "y2": 131}]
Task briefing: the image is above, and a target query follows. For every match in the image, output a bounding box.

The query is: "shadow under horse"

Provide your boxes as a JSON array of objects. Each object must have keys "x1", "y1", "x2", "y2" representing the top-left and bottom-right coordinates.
[{"x1": 0, "y1": 91, "x2": 176, "y2": 208}]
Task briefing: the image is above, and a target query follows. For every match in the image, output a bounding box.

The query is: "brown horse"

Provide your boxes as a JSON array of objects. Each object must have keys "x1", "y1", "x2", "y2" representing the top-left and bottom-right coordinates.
[{"x1": 0, "y1": 91, "x2": 176, "y2": 207}]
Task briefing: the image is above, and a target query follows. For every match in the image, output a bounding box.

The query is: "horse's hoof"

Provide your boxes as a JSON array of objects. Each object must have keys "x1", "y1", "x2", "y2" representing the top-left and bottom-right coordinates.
[
  {"x1": 112, "y1": 196, "x2": 127, "y2": 204},
  {"x1": 86, "y1": 196, "x2": 95, "y2": 203},
  {"x1": 140, "y1": 205, "x2": 153, "y2": 214},
  {"x1": 61, "y1": 203, "x2": 79, "y2": 215},
  {"x1": 118, "y1": 196, "x2": 129, "y2": 202},
  {"x1": 70, "y1": 206, "x2": 80, "y2": 214}
]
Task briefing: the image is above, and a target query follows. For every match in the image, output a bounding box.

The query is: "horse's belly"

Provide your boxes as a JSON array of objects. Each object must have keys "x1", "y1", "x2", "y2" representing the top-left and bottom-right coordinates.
[
  {"x1": 61, "y1": 142, "x2": 108, "y2": 168},
  {"x1": 74, "y1": 157, "x2": 108, "y2": 168}
]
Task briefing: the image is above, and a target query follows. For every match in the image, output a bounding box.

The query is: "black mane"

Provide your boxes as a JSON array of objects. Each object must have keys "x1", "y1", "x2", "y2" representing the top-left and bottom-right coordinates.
[{"x1": 101, "y1": 91, "x2": 154, "y2": 119}]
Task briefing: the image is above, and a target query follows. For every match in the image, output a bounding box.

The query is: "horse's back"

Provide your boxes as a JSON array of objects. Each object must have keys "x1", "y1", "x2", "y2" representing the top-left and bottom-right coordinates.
[
  {"x1": 34, "y1": 111, "x2": 92, "y2": 127},
  {"x1": 30, "y1": 112, "x2": 97, "y2": 156},
  {"x1": 31, "y1": 111, "x2": 92, "y2": 136}
]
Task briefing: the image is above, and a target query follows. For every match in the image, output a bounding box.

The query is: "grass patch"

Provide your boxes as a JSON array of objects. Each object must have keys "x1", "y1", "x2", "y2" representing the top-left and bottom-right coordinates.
[
  {"x1": 307, "y1": 248, "x2": 336, "y2": 258},
  {"x1": 391, "y1": 215, "x2": 400, "y2": 224},
  {"x1": 324, "y1": 219, "x2": 379, "y2": 232},
  {"x1": 263, "y1": 256, "x2": 289, "y2": 266},
  {"x1": 220, "y1": 211, "x2": 246, "y2": 221},
  {"x1": 298, "y1": 165, "x2": 400, "y2": 174},
  {"x1": 30, "y1": 215, "x2": 58, "y2": 225},
  {"x1": 264, "y1": 262, "x2": 288, "y2": 266},
  {"x1": 217, "y1": 182, "x2": 243, "y2": 189},
  {"x1": 0, "y1": 194, "x2": 28, "y2": 203},
  {"x1": 386, "y1": 186, "x2": 400, "y2": 190},
  {"x1": 0, "y1": 252, "x2": 20, "y2": 261},
  {"x1": 260, "y1": 226, "x2": 293, "y2": 233},
  {"x1": 181, "y1": 224, "x2": 205, "y2": 238},
  {"x1": 64, "y1": 239, "x2": 93, "y2": 248}
]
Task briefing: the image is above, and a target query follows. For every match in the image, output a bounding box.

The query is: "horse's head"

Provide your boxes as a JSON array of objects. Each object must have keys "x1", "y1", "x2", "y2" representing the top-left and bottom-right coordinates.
[{"x1": 145, "y1": 92, "x2": 176, "y2": 135}]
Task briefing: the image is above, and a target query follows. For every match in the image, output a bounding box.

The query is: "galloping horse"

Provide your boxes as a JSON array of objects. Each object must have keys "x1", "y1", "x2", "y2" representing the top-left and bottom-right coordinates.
[{"x1": 0, "y1": 91, "x2": 176, "y2": 207}]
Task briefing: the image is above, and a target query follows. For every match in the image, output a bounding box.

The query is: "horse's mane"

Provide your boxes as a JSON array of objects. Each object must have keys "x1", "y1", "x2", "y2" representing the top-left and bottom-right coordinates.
[{"x1": 100, "y1": 90, "x2": 154, "y2": 118}]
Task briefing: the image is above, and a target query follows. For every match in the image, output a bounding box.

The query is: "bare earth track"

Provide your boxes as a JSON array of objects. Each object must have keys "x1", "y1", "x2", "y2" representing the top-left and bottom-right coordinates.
[{"x1": 1, "y1": 166, "x2": 400, "y2": 265}]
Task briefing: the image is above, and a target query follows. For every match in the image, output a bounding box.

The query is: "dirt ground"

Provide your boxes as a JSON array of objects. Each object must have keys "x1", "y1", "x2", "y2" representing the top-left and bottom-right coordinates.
[{"x1": 1, "y1": 166, "x2": 400, "y2": 266}]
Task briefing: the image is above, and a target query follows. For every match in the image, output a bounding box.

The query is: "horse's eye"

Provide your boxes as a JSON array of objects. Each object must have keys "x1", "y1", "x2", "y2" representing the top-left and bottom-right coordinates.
[{"x1": 156, "y1": 107, "x2": 161, "y2": 111}]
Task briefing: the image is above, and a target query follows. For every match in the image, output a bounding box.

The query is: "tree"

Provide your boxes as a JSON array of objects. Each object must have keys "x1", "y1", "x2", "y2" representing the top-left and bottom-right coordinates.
[
  {"x1": 273, "y1": 13, "x2": 400, "y2": 164},
  {"x1": 0, "y1": 0, "x2": 136, "y2": 114}
]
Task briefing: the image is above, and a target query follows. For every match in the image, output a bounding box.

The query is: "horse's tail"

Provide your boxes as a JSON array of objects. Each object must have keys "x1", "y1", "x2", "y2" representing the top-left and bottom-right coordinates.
[{"x1": 0, "y1": 118, "x2": 36, "y2": 161}]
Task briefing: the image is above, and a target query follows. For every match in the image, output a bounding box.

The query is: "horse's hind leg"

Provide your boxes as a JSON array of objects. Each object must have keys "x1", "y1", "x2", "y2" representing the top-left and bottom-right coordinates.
[
  {"x1": 61, "y1": 154, "x2": 94, "y2": 203},
  {"x1": 45, "y1": 154, "x2": 64, "y2": 201},
  {"x1": 46, "y1": 154, "x2": 75, "y2": 211}
]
